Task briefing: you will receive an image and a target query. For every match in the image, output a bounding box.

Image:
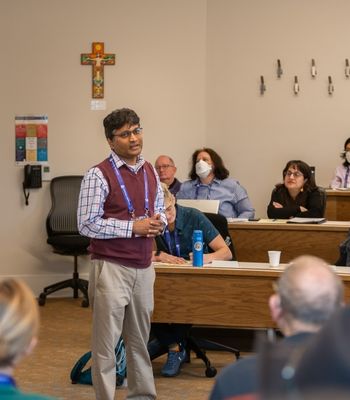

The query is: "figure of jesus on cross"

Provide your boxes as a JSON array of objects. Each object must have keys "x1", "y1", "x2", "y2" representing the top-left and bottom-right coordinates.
[{"x1": 81, "y1": 42, "x2": 116, "y2": 99}]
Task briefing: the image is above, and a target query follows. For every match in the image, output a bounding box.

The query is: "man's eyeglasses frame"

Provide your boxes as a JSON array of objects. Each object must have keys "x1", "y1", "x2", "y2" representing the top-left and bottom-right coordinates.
[{"x1": 112, "y1": 127, "x2": 143, "y2": 139}]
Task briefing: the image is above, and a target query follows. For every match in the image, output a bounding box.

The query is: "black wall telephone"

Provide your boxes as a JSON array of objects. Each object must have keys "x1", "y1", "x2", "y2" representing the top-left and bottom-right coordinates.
[
  {"x1": 23, "y1": 164, "x2": 42, "y2": 189},
  {"x1": 23, "y1": 164, "x2": 42, "y2": 205}
]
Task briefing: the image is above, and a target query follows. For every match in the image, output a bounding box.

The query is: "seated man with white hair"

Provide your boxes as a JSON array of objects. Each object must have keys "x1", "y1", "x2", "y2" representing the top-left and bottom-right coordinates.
[{"x1": 155, "y1": 155, "x2": 181, "y2": 195}]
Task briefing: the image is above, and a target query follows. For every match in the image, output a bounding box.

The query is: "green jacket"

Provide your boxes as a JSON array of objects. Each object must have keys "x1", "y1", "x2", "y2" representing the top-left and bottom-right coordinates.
[{"x1": 0, "y1": 385, "x2": 56, "y2": 400}]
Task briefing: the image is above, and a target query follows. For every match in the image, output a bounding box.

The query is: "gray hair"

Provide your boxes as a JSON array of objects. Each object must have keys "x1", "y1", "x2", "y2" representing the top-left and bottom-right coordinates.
[{"x1": 276, "y1": 256, "x2": 343, "y2": 326}]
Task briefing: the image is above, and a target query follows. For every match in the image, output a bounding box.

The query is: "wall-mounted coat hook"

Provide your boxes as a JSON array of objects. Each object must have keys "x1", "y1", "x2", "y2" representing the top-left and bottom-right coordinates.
[
  {"x1": 311, "y1": 59, "x2": 317, "y2": 78},
  {"x1": 277, "y1": 59, "x2": 283, "y2": 78},
  {"x1": 294, "y1": 76, "x2": 299, "y2": 94},
  {"x1": 345, "y1": 59, "x2": 350, "y2": 78},
  {"x1": 260, "y1": 76, "x2": 266, "y2": 95},
  {"x1": 328, "y1": 76, "x2": 334, "y2": 95}
]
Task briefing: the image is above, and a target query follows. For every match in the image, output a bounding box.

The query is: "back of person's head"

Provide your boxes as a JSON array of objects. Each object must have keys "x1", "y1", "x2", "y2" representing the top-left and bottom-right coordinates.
[
  {"x1": 281, "y1": 160, "x2": 317, "y2": 191},
  {"x1": 189, "y1": 147, "x2": 229, "y2": 180},
  {"x1": 272, "y1": 255, "x2": 343, "y2": 330},
  {"x1": 0, "y1": 279, "x2": 39, "y2": 367},
  {"x1": 259, "y1": 257, "x2": 344, "y2": 399},
  {"x1": 103, "y1": 108, "x2": 140, "y2": 140},
  {"x1": 293, "y1": 306, "x2": 350, "y2": 394},
  {"x1": 260, "y1": 307, "x2": 350, "y2": 400}
]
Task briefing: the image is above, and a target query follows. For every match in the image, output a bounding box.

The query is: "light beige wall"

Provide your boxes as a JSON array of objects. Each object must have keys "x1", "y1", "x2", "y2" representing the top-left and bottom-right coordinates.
[
  {"x1": 0, "y1": 0, "x2": 206, "y2": 292},
  {"x1": 207, "y1": 0, "x2": 350, "y2": 217},
  {"x1": 2, "y1": 0, "x2": 349, "y2": 291}
]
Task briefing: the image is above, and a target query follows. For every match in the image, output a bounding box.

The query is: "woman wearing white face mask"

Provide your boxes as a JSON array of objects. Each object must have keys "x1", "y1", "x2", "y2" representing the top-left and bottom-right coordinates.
[
  {"x1": 177, "y1": 148, "x2": 255, "y2": 219},
  {"x1": 330, "y1": 138, "x2": 350, "y2": 189}
]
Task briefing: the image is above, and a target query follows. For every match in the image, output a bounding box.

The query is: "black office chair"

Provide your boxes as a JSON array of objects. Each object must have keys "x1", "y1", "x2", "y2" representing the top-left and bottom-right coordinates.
[
  {"x1": 335, "y1": 228, "x2": 350, "y2": 266},
  {"x1": 204, "y1": 212, "x2": 237, "y2": 260},
  {"x1": 38, "y1": 176, "x2": 90, "y2": 308},
  {"x1": 318, "y1": 187, "x2": 327, "y2": 217}
]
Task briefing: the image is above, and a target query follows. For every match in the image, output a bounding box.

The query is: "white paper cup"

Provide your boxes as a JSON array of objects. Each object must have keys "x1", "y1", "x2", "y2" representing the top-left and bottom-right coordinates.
[{"x1": 268, "y1": 251, "x2": 281, "y2": 267}]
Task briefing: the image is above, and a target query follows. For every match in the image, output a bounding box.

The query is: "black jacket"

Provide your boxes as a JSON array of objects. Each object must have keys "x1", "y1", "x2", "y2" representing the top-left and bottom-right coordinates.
[{"x1": 267, "y1": 185, "x2": 324, "y2": 219}]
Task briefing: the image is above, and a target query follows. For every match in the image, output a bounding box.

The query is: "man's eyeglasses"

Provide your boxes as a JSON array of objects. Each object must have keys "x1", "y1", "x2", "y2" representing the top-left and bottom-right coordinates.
[
  {"x1": 155, "y1": 164, "x2": 174, "y2": 171},
  {"x1": 112, "y1": 127, "x2": 143, "y2": 139},
  {"x1": 285, "y1": 171, "x2": 303, "y2": 178}
]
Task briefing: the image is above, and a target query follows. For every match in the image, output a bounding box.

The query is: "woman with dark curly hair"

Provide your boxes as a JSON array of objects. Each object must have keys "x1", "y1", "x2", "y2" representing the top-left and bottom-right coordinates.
[
  {"x1": 267, "y1": 160, "x2": 325, "y2": 219},
  {"x1": 330, "y1": 137, "x2": 350, "y2": 189},
  {"x1": 177, "y1": 148, "x2": 255, "y2": 219}
]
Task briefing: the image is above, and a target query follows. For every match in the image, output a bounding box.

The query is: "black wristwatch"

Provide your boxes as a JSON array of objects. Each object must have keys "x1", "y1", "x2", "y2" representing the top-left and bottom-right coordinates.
[{"x1": 155, "y1": 250, "x2": 161, "y2": 256}]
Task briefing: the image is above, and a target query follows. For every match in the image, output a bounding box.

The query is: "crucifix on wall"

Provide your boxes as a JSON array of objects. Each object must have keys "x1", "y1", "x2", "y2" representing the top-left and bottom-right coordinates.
[{"x1": 81, "y1": 42, "x2": 116, "y2": 99}]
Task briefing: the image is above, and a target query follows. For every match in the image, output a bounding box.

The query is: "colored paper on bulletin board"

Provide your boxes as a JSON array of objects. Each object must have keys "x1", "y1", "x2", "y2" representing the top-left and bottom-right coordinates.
[{"x1": 15, "y1": 115, "x2": 48, "y2": 163}]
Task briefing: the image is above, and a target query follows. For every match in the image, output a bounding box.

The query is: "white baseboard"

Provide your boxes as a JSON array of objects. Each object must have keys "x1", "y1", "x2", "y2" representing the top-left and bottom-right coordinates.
[{"x1": 0, "y1": 273, "x2": 89, "y2": 297}]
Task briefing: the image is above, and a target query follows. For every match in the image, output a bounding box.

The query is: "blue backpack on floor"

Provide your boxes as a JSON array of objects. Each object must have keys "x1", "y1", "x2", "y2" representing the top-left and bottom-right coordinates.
[{"x1": 70, "y1": 338, "x2": 126, "y2": 386}]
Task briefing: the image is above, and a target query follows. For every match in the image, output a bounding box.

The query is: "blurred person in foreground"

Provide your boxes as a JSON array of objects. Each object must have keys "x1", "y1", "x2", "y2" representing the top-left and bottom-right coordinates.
[
  {"x1": 259, "y1": 307, "x2": 350, "y2": 400},
  {"x1": 0, "y1": 278, "x2": 57, "y2": 400},
  {"x1": 209, "y1": 255, "x2": 344, "y2": 400}
]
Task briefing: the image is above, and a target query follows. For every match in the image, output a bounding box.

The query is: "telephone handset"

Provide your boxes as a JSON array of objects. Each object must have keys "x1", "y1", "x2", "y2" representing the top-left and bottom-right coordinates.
[
  {"x1": 23, "y1": 164, "x2": 42, "y2": 205},
  {"x1": 23, "y1": 164, "x2": 42, "y2": 188}
]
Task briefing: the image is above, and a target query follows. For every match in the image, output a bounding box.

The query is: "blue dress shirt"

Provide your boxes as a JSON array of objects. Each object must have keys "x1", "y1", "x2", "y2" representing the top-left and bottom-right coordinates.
[{"x1": 177, "y1": 178, "x2": 255, "y2": 219}]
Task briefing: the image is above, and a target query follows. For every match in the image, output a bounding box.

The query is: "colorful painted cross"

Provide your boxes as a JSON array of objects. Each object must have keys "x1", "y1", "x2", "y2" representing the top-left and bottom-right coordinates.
[{"x1": 81, "y1": 42, "x2": 116, "y2": 99}]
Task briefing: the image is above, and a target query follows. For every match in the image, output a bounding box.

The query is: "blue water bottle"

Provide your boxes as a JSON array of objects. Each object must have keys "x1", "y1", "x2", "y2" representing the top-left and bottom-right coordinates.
[{"x1": 192, "y1": 230, "x2": 203, "y2": 267}]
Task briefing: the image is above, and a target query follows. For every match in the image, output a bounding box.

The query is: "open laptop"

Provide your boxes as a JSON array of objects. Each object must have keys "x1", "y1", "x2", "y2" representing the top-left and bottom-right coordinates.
[{"x1": 176, "y1": 199, "x2": 220, "y2": 214}]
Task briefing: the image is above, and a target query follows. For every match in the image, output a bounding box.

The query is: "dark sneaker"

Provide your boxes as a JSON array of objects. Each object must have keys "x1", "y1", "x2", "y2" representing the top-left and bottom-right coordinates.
[
  {"x1": 161, "y1": 348, "x2": 187, "y2": 377},
  {"x1": 147, "y1": 338, "x2": 168, "y2": 360}
]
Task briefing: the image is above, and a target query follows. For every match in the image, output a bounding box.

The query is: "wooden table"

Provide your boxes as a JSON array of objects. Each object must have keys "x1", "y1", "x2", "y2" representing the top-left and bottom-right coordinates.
[
  {"x1": 325, "y1": 189, "x2": 350, "y2": 221},
  {"x1": 228, "y1": 220, "x2": 350, "y2": 264},
  {"x1": 153, "y1": 263, "x2": 350, "y2": 329}
]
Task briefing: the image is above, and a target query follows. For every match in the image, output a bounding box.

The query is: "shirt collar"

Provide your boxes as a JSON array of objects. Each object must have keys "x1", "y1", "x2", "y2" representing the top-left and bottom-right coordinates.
[
  {"x1": 110, "y1": 151, "x2": 145, "y2": 172},
  {"x1": 194, "y1": 177, "x2": 221, "y2": 186}
]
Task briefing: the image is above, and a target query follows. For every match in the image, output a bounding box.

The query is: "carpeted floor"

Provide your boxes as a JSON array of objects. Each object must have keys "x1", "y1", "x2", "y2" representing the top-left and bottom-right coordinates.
[{"x1": 14, "y1": 298, "x2": 244, "y2": 400}]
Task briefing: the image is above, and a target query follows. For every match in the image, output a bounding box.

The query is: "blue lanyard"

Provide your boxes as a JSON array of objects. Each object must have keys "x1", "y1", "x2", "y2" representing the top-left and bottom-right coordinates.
[
  {"x1": 345, "y1": 166, "x2": 350, "y2": 188},
  {"x1": 163, "y1": 228, "x2": 180, "y2": 257},
  {"x1": 0, "y1": 374, "x2": 16, "y2": 387},
  {"x1": 109, "y1": 156, "x2": 149, "y2": 219}
]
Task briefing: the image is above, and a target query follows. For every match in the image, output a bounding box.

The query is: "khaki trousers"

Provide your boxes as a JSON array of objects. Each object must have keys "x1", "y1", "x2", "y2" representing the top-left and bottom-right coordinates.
[{"x1": 89, "y1": 260, "x2": 156, "y2": 400}]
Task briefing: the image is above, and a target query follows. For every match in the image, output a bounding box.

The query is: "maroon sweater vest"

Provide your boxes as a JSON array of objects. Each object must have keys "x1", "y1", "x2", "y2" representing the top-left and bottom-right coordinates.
[{"x1": 88, "y1": 158, "x2": 157, "y2": 268}]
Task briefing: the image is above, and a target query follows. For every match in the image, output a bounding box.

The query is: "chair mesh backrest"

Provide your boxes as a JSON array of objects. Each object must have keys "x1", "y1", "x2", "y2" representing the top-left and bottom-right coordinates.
[
  {"x1": 318, "y1": 187, "x2": 327, "y2": 217},
  {"x1": 204, "y1": 212, "x2": 236, "y2": 260},
  {"x1": 47, "y1": 176, "x2": 83, "y2": 235}
]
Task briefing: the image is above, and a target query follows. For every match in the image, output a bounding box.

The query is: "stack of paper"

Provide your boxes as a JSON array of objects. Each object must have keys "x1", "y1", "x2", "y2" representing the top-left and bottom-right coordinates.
[{"x1": 287, "y1": 217, "x2": 326, "y2": 224}]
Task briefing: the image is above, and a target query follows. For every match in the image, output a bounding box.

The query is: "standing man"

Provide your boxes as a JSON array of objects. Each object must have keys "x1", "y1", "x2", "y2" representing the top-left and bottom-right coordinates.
[
  {"x1": 155, "y1": 155, "x2": 182, "y2": 195},
  {"x1": 78, "y1": 108, "x2": 166, "y2": 400}
]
